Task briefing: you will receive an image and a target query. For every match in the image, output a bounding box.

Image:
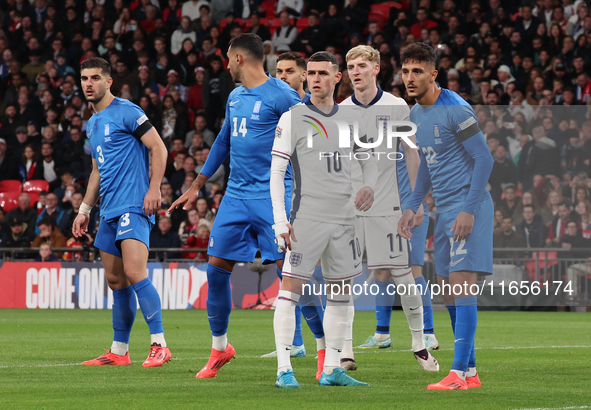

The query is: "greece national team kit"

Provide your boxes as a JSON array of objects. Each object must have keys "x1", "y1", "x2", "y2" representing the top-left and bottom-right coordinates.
[{"x1": 90, "y1": 97, "x2": 155, "y2": 256}]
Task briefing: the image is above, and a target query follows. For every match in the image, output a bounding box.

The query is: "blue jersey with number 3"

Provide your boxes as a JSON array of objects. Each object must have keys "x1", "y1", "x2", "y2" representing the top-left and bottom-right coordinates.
[
  {"x1": 202, "y1": 76, "x2": 300, "y2": 199},
  {"x1": 87, "y1": 97, "x2": 154, "y2": 221},
  {"x1": 410, "y1": 89, "x2": 489, "y2": 213}
]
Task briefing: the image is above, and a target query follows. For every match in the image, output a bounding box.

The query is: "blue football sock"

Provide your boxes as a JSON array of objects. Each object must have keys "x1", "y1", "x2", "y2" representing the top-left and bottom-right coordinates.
[
  {"x1": 292, "y1": 306, "x2": 304, "y2": 346},
  {"x1": 451, "y1": 296, "x2": 477, "y2": 373},
  {"x1": 112, "y1": 285, "x2": 137, "y2": 343},
  {"x1": 299, "y1": 292, "x2": 325, "y2": 339},
  {"x1": 375, "y1": 279, "x2": 395, "y2": 334},
  {"x1": 133, "y1": 278, "x2": 163, "y2": 335},
  {"x1": 415, "y1": 276, "x2": 434, "y2": 334},
  {"x1": 446, "y1": 304, "x2": 457, "y2": 335},
  {"x1": 276, "y1": 265, "x2": 283, "y2": 280},
  {"x1": 206, "y1": 263, "x2": 233, "y2": 336},
  {"x1": 469, "y1": 344, "x2": 476, "y2": 369}
]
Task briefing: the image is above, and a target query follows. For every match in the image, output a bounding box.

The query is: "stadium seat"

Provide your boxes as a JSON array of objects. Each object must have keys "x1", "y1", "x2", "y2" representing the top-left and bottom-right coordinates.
[
  {"x1": 23, "y1": 180, "x2": 50, "y2": 193},
  {"x1": 259, "y1": 0, "x2": 276, "y2": 18},
  {"x1": 0, "y1": 180, "x2": 22, "y2": 192},
  {"x1": 526, "y1": 252, "x2": 558, "y2": 282},
  {"x1": 25, "y1": 191, "x2": 39, "y2": 205},
  {"x1": 296, "y1": 17, "x2": 309, "y2": 32},
  {"x1": 0, "y1": 191, "x2": 20, "y2": 211}
]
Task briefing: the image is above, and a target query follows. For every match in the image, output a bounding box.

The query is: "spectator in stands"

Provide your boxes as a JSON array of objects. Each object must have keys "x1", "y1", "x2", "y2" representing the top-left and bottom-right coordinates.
[
  {"x1": 200, "y1": 148, "x2": 225, "y2": 191},
  {"x1": 177, "y1": 171, "x2": 196, "y2": 197},
  {"x1": 263, "y1": 40, "x2": 278, "y2": 76},
  {"x1": 248, "y1": 13, "x2": 271, "y2": 42},
  {"x1": 493, "y1": 216, "x2": 527, "y2": 258},
  {"x1": 0, "y1": 138, "x2": 22, "y2": 181},
  {"x1": 578, "y1": 121, "x2": 591, "y2": 176},
  {"x1": 547, "y1": 202, "x2": 582, "y2": 245},
  {"x1": 171, "y1": 155, "x2": 197, "y2": 192},
  {"x1": 277, "y1": 0, "x2": 304, "y2": 18},
  {"x1": 516, "y1": 204, "x2": 549, "y2": 248},
  {"x1": 271, "y1": 11, "x2": 297, "y2": 53},
  {"x1": 343, "y1": 0, "x2": 368, "y2": 35},
  {"x1": 150, "y1": 215, "x2": 181, "y2": 260},
  {"x1": 203, "y1": 56, "x2": 233, "y2": 131},
  {"x1": 34, "y1": 243, "x2": 59, "y2": 262},
  {"x1": 541, "y1": 190, "x2": 562, "y2": 224},
  {"x1": 559, "y1": 221, "x2": 591, "y2": 257},
  {"x1": 575, "y1": 200, "x2": 591, "y2": 238},
  {"x1": 195, "y1": 197, "x2": 215, "y2": 228},
  {"x1": 32, "y1": 142, "x2": 61, "y2": 191},
  {"x1": 171, "y1": 17, "x2": 197, "y2": 56},
  {"x1": 525, "y1": 126, "x2": 562, "y2": 180},
  {"x1": 498, "y1": 184, "x2": 521, "y2": 221},
  {"x1": 179, "y1": 208, "x2": 200, "y2": 259},
  {"x1": 4, "y1": 217, "x2": 32, "y2": 259},
  {"x1": 295, "y1": 12, "x2": 325, "y2": 55},
  {"x1": 185, "y1": 114, "x2": 215, "y2": 149},
  {"x1": 6, "y1": 193, "x2": 37, "y2": 239},
  {"x1": 411, "y1": 7, "x2": 439, "y2": 39},
  {"x1": 32, "y1": 218, "x2": 66, "y2": 257},
  {"x1": 20, "y1": 144, "x2": 39, "y2": 182},
  {"x1": 490, "y1": 146, "x2": 517, "y2": 202},
  {"x1": 35, "y1": 193, "x2": 63, "y2": 235},
  {"x1": 187, "y1": 224, "x2": 210, "y2": 261},
  {"x1": 187, "y1": 66, "x2": 205, "y2": 112}
]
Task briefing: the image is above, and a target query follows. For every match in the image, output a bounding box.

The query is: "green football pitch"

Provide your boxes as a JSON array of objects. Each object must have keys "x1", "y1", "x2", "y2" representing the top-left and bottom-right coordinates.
[{"x1": 1, "y1": 309, "x2": 590, "y2": 410}]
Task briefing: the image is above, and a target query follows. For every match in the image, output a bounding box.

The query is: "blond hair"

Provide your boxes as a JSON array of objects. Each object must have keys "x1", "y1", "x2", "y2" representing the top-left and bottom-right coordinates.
[{"x1": 346, "y1": 45, "x2": 380, "y2": 65}]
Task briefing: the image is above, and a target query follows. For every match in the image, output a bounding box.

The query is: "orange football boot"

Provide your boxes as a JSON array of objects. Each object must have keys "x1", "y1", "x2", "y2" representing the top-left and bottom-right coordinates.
[
  {"x1": 196, "y1": 343, "x2": 236, "y2": 378},
  {"x1": 82, "y1": 349, "x2": 131, "y2": 365},
  {"x1": 427, "y1": 372, "x2": 468, "y2": 390},
  {"x1": 466, "y1": 373, "x2": 481, "y2": 388},
  {"x1": 142, "y1": 343, "x2": 172, "y2": 367}
]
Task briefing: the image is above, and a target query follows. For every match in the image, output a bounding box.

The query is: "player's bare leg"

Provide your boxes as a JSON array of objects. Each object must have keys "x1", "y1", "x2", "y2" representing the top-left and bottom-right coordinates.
[
  {"x1": 428, "y1": 272, "x2": 479, "y2": 390},
  {"x1": 274, "y1": 274, "x2": 307, "y2": 388},
  {"x1": 121, "y1": 239, "x2": 171, "y2": 367},
  {"x1": 319, "y1": 279, "x2": 368, "y2": 386},
  {"x1": 83, "y1": 250, "x2": 133, "y2": 365},
  {"x1": 412, "y1": 265, "x2": 438, "y2": 350}
]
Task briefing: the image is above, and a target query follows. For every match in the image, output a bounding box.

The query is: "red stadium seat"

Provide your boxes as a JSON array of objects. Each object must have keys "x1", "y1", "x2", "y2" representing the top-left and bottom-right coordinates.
[
  {"x1": 0, "y1": 180, "x2": 22, "y2": 192},
  {"x1": 23, "y1": 180, "x2": 50, "y2": 193},
  {"x1": 0, "y1": 191, "x2": 20, "y2": 211},
  {"x1": 296, "y1": 17, "x2": 309, "y2": 32},
  {"x1": 25, "y1": 191, "x2": 39, "y2": 205},
  {"x1": 259, "y1": 0, "x2": 276, "y2": 18}
]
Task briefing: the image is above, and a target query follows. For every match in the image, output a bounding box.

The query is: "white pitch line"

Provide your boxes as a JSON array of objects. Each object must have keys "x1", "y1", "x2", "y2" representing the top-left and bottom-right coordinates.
[
  {"x1": 1, "y1": 345, "x2": 590, "y2": 370},
  {"x1": 515, "y1": 406, "x2": 591, "y2": 410}
]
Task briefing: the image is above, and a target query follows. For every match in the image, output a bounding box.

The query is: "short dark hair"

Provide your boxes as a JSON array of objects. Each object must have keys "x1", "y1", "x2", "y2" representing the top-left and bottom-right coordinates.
[
  {"x1": 523, "y1": 204, "x2": 535, "y2": 212},
  {"x1": 277, "y1": 51, "x2": 306, "y2": 71},
  {"x1": 80, "y1": 57, "x2": 111, "y2": 76},
  {"x1": 37, "y1": 218, "x2": 54, "y2": 228},
  {"x1": 308, "y1": 51, "x2": 339, "y2": 69},
  {"x1": 400, "y1": 42, "x2": 437, "y2": 67},
  {"x1": 228, "y1": 33, "x2": 264, "y2": 62}
]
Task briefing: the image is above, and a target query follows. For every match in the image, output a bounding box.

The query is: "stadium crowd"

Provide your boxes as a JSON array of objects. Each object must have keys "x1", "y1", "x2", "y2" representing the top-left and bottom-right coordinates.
[{"x1": 0, "y1": 0, "x2": 590, "y2": 262}]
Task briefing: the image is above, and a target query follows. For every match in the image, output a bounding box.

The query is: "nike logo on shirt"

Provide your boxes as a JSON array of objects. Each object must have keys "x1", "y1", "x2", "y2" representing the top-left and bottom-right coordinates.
[{"x1": 229, "y1": 100, "x2": 239, "y2": 106}]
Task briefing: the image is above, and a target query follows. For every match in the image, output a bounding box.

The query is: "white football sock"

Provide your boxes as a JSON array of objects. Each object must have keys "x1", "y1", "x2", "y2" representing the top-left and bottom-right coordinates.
[
  {"x1": 274, "y1": 290, "x2": 300, "y2": 375},
  {"x1": 452, "y1": 369, "x2": 467, "y2": 380},
  {"x1": 316, "y1": 336, "x2": 326, "y2": 351},
  {"x1": 212, "y1": 334, "x2": 227, "y2": 351},
  {"x1": 151, "y1": 333, "x2": 166, "y2": 347},
  {"x1": 467, "y1": 367, "x2": 477, "y2": 377},
  {"x1": 373, "y1": 333, "x2": 390, "y2": 342},
  {"x1": 111, "y1": 341, "x2": 128, "y2": 356},
  {"x1": 393, "y1": 269, "x2": 425, "y2": 352},
  {"x1": 341, "y1": 305, "x2": 355, "y2": 358},
  {"x1": 323, "y1": 293, "x2": 350, "y2": 375}
]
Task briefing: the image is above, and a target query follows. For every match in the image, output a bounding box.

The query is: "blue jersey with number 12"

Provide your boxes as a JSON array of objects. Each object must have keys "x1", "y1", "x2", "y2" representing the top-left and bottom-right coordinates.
[
  {"x1": 201, "y1": 76, "x2": 300, "y2": 199},
  {"x1": 87, "y1": 97, "x2": 154, "y2": 222}
]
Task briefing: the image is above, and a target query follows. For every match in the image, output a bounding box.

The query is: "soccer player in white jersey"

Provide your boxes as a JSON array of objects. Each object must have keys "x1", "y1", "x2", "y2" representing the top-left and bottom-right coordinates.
[
  {"x1": 270, "y1": 51, "x2": 378, "y2": 388},
  {"x1": 340, "y1": 45, "x2": 439, "y2": 372}
]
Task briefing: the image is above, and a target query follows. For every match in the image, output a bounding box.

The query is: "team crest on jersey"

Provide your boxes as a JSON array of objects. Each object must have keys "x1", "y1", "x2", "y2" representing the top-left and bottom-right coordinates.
[
  {"x1": 275, "y1": 126, "x2": 282, "y2": 139},
  {"x1": 104, "y1": 123, "x2": 110, "y2": 136},
  {"x1": 209, "y1": 236, "x2": 214, "y2": 248},
  {"x1": 376, "y1": 115, "x2": 390, "y2": 132},
  {"x1": 253, "y1": 101, "x2": 262, "y2": 114},
  {"x1": 433, "y1": 124, "x2": 440, "y2": 139},
  {"x1": 289, "y1": 252, "x2": 303, "y2": 267}
]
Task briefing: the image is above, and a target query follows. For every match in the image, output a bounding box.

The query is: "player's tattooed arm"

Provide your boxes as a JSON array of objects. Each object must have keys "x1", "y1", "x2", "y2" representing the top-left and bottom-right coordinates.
[
  {"x1": 73, "y1": 159, "x2": 101, "y2": 238},
  {"x1": 140, "y1": 128, "x2": 168, "y2": 216}
]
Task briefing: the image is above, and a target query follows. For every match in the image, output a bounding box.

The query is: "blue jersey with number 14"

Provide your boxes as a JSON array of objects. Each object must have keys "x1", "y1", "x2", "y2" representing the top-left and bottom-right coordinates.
[
  {"x1": 87, "y1": 97, "x2": 154, "y2": 221},
  {"x1": 200, "y1": 76, "x2": 300, "y2": 199}
]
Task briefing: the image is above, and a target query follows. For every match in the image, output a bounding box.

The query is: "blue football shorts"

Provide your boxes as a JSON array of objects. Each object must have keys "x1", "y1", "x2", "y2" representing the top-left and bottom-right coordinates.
[
  {"x1": 433, "y1": 196, "x2": 494, "y2": 278},
  {"x1": 95, "y1": 211, "x2": 153, "y2": 258}
]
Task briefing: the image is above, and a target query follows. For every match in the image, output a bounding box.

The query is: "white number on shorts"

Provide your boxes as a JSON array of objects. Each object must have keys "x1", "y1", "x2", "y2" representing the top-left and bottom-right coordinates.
[
  {"x1": 232, "y1": 117, "x2": 247, "y2": 137},
  {"x1": 349, "y1": 238, "x2": 361, "y2": 260},
  {"x1": 421, "y1": 146, "x2": 438, "y2": 164},
  {"x1": 449, "y1": 237, "x2": 467, "y2": 258},
  {"x1": 387, "y1": 233, "x2": 403, "y2": 252},
  {"x1": 96, "y1": 145, "x2": 105, "y2": 163},
  {"x1": 120, "y1": 213, "x2": 131, "y2": 227}
]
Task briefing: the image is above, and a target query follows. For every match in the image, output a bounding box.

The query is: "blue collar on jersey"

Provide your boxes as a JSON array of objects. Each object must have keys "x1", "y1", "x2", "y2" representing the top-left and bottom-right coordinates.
[
  {"x1": 351, "y1": 87, "x2": 383, "y2": 107},
  {"x1": 304, "y1": 98, "x2": 339, "y2": 117}
]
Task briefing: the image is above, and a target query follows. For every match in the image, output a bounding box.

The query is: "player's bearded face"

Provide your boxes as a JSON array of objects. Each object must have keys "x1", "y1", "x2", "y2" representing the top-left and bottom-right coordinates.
[
  {"x1": 81, "y1": 68, "x2": 110, "y2": 103},
  {"x1": 276, "y1": 61, "x2": 304, "y2": 91},
  {"x1": 401, "y1": 60, "x2": 436, "y2": 100},
  {"x1": 227, "y1": 48, "x2": 242, "y2": 83}
]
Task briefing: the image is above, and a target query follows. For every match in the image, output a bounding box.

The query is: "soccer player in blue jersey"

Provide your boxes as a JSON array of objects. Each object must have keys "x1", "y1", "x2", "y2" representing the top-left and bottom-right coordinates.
[
  {"x1": 398, "y1": 43, "x2": 494, "y2": 390},
  {"x1": 260, "y1": 51, "x2": 326, "y2": 362},
  {"x1": 73, "y1": 57, "x2": 171, "y2": 367},
  {"x1": 169, "y1": 34, "x2": 301, "y2": 379}
]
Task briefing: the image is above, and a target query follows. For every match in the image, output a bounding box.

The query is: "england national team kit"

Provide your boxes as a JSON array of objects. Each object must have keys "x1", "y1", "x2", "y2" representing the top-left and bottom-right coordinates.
[{"x1": 89, "y1": 97, "x2": 156, "y2": 256}]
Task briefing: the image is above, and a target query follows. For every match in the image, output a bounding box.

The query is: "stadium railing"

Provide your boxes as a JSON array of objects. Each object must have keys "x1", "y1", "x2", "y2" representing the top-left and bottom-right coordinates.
[{"x1": 1, "y1": 247, "x2": 588, "y2": 305}]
